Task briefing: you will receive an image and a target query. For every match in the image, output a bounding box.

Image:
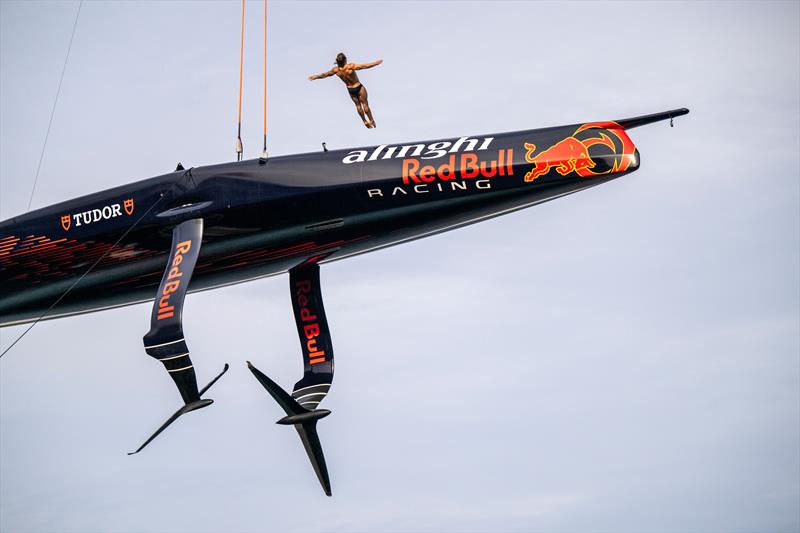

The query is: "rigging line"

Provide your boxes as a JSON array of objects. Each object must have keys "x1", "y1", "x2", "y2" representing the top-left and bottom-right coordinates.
[
  {"x1": 262, "y1": 0, "x2": 267, "y2": 155},
  {"x1": 236, "y1": 0, "x2": 245, "y2": 161},
  {"x1": 26, "y1": 0, "x2": 83, "y2": 211},
  {"x1": 0, "y1": 178, "x2": 182, "y2": 360}
]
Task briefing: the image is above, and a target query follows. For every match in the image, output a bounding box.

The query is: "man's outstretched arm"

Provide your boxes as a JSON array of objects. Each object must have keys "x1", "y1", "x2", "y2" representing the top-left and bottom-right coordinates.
[
  {"x1": 354, "y1": 59, "x2": 383, "y2": 71},
  {"x1": 309, "y1": 69, "x2": 336, "y2": 81}
]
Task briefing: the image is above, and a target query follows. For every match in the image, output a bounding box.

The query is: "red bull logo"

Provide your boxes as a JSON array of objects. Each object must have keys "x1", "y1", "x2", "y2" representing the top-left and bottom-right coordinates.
[
  {"x1": 156, "y1": 239, "x2": 192, "y2": 321},
  {"x1": 523, "y1": 121, "x2": 636, "y2": 182},
  {"x1": 295, "y1": 278, "x2": 327, "y2": 365}
]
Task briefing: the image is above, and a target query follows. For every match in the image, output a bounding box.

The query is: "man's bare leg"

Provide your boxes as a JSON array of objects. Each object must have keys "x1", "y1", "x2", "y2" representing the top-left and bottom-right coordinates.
[
  {"x1": 358, "y1": 87, "x2": 375, "y2": 128},
  {"x1": 350, "y1": 95, "x2": 370, "y2": 128}
]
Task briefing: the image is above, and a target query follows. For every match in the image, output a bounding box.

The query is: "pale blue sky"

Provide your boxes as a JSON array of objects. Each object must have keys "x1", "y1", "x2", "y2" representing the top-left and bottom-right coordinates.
[{"x1": 1, "y1": 1, "x2": 798, "y2": 532}]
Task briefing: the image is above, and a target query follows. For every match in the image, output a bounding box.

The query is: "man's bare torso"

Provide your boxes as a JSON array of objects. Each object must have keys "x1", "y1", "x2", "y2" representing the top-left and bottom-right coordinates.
[{"x1": 333, "y1": 65, "x2": 361, "y2": 88}]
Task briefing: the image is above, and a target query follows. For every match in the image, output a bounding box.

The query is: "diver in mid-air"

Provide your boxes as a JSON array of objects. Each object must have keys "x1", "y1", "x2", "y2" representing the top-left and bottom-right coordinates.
[{"x1": 309, "y1": 53, "x2": 383, "y2": 128}]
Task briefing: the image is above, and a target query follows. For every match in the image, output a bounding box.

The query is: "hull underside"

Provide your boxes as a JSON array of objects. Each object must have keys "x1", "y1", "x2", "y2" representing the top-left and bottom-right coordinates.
[{"x1": 0, "y1": 177, "x2": 609, "y2": 327}]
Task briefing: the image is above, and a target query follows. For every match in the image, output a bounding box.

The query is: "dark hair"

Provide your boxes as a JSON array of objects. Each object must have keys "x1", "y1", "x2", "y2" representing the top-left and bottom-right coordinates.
[{"x1": 335, "y1": 52, "x2": 346, "y2": 67}]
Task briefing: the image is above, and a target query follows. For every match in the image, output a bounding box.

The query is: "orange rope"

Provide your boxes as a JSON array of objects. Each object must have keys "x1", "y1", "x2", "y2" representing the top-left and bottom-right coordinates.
[
  {"x1": 236, "y1": 0, "x2": 245, "y2": 161},
  {"x1": 263, "y1": 0, "x2": 267, "y2": 153}
]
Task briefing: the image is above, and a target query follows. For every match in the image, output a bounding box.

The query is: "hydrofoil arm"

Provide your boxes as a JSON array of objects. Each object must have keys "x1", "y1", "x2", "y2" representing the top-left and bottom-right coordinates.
[
  {"x1": 129, "y1": 218, "x2": 228, "y2": 455},
  {"x1": 248, "y1": 259, "x2": 335, "y2": 496}
]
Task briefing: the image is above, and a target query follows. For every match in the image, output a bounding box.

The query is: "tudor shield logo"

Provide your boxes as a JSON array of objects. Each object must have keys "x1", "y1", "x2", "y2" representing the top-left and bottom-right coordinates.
[{"x1": 57, "y1": 197, "x2": 136, "y2": 231}]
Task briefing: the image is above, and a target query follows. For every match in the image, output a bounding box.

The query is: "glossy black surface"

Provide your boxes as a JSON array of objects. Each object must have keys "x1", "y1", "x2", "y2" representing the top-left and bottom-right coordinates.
[{"x1": 0, "y1": 111, "x2": 682, "y2": 327}]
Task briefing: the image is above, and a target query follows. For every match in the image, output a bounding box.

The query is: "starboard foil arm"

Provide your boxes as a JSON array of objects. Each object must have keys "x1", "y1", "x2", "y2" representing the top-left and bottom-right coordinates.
[
  {"x1": 247, "y1": 257, "x2": 335, "y2": 496},
  {"x1": 287, "y1": 260, "x2": 334, "y2": 409}
]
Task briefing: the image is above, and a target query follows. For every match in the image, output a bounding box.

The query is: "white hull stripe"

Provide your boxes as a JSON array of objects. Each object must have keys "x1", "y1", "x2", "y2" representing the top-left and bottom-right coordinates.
[
  {"x1": 293, "y1": 384, "x2": 331, "y2": 395},
  {"x1": 167, "y1": 365, "x2": 193, "y2": 373},
  {"x1": 160, "y1": 352, "x2": 189, "y2": 361},
  {"x1": 145, "y1": 338, "x2": 185, "y2": 349},
  {"x1": 294, "y1": 392, "x2": 327, "y2": 402}
]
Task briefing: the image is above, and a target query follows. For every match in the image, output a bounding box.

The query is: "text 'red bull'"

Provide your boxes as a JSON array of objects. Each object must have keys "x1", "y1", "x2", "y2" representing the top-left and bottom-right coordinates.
[
  {"x1": 156, "y1": 240, "x2": 192, "y2": 320},
  {"x1": 402, "y1": 150, "x2": 514, "y2": 185},
  {"x1": 295, "y1": 279, "x2": 326, "y2": 365}
]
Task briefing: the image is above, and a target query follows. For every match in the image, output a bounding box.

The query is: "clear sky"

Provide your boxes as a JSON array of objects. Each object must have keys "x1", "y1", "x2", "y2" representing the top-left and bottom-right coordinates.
[{"x1": 1, "y1": 1, "x2": 798, "y2": 532}]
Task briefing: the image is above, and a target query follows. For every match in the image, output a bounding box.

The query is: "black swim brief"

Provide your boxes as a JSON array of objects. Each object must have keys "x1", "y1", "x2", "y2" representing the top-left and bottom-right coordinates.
[{"x1": 347, "y1": 83, "x2": 362, "y2": 96}]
